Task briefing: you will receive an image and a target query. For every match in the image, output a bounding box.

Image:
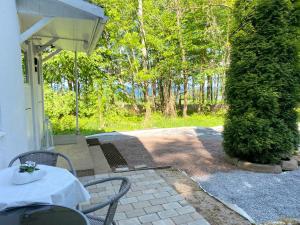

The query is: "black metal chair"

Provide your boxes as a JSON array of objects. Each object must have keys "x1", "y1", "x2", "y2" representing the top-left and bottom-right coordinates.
[
  {"x1": 8, "y1": 150, "x2": 76, "y2": 176},
  {"x1": 0, "y1": 204, "x2": 89, "y2": 225},
  {"x1": 81, "y1": 177, "x2": 131, "y2": 225}
]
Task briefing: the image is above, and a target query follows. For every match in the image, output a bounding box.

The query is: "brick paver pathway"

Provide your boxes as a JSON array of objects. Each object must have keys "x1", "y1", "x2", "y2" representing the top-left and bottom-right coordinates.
[
  {"x1": 79, "y1": 169, "x2": 210, "y2": 225},
  {"x1": 92, "y1": 127, "x2": 235, "y2": 176}
]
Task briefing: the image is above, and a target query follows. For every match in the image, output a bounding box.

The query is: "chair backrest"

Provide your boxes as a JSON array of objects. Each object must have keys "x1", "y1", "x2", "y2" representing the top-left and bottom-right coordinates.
[
  {"x1": 104, "y1": 177, "x2": 130, "y2": 225},
  {"x1": 8, "y1": 151, "x2": 76, "y2": 176}
]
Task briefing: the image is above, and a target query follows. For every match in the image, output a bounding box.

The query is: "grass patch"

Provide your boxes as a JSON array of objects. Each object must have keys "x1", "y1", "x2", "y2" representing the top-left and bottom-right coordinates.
[
  {"x1": 51, "y1": 112, "x2": 225, "y2": 135},
  {"x1": 51, "y1": 108, "x2": 300, "y2": 135}
]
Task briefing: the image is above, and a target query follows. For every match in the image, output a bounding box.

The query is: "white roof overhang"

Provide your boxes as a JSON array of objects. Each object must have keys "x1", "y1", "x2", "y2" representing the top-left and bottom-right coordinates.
[{"x1": 17, "y1": 0, "x2": 108, "y2": 54}]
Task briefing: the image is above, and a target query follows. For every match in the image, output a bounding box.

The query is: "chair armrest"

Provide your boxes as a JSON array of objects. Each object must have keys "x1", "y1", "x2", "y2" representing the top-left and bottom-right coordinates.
[
  {"x1": 81, "y1": 199, "x2": 113, "y2": 214},
  {"x1": 83, "y1": 177, "x2": 121, "y2": 188},
  {"x1": 82, "y1": 177, "x2": 131, "y2": 214}
]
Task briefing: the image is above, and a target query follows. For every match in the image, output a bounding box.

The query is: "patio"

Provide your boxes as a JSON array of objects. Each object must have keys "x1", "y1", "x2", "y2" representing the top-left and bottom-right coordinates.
[
  {"x1": 87, "y1": 127, "x2": 300, "y2": 224},
  {"x1": 52, "y1": 131, "x2": 251, "y2": 225},
  {"x1": 77, "y1": 167, "x2": 251, "y2": 225},
  {"x1": 0, "y1": 132, "x2": 251, "y2": 225},
  {"x1": 79, "y1": 169, "x2": 209, "y2": 225},
  {"x1": 1, "y1": 1, "x2": 299, "y2": 224},
  {"x1": 87, "y1": 126, "x2": 234, "y2": 177}
]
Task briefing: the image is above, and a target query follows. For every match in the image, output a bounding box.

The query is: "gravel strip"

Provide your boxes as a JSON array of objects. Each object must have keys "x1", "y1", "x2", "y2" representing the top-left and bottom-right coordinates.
[{"x1": 196, "y1": 169, "x2": 300, "y2": 223}]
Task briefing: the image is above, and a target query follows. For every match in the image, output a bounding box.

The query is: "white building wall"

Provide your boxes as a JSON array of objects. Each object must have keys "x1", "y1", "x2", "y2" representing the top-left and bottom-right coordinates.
[{"x1": 0, "y1": 1, "x2": 28, "y2": 169}]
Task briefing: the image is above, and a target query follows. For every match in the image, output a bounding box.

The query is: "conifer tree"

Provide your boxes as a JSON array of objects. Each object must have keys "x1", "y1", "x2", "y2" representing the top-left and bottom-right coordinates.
[{"x1": 224, "y1": 0, "x2": 300, "y2": 163}]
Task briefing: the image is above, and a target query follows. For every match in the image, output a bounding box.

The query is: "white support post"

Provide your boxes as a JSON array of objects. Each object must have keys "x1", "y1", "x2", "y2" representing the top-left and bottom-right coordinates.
[
  {"x1": 38, "y1": 54, "x2": 46, "y2": 147},
  {"x1": 20, "y1": 17, "x2": 53, "y2": 44},
  {"x1": 27, "y1": 41, "x2": 40, "y2": 151},
  {"x1": 0, "y1": 1, "x2": 28, "y2": 168}
]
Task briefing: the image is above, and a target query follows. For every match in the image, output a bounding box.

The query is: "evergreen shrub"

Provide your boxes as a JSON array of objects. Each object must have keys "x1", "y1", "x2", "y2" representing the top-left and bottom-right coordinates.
[{"x1": 224, "y1": 0, "x2": 300, "y2": 163}]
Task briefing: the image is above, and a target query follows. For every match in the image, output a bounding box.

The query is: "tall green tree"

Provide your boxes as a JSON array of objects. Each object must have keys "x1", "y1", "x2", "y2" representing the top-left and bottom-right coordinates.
[
  {"x1": 44, "y1": 0, "x2": 234, "y2": 128},
  {"x1": 224, "y1": 0, "x2": 300, "y2": 163}
]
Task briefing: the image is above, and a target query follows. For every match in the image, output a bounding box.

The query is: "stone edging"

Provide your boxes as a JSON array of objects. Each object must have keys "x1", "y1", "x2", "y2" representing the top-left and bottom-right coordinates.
[
  {"x1": 113, "y1": 165, "x2": 172, "y2": 173},
  {"x1": 225, "y1": 154, "x2": 300, "y2": 173}
]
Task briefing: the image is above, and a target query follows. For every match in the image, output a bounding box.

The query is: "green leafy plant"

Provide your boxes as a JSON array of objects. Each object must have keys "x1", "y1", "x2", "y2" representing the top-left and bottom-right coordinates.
[
  {"x1": 19, "y1": 162, "x2": 39, "y2": 173},
  {"x1": 224, "y1": 0, "x2": 300, "y2": 164}
]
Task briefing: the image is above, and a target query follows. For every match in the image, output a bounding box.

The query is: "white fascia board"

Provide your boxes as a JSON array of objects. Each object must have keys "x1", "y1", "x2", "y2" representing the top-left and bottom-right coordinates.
[
  {"x1": 57, "y1": 0, "x2": 108, "y2": 22},
  {"x1": 17, "y1": 0, "x2": 107, "y2": 21},
  {"x1": 20, "y1": 17, "x2": 53, "y2": 44},
  {"x1": 87, "y1": 19, "x2": 106, "y2": 55}
]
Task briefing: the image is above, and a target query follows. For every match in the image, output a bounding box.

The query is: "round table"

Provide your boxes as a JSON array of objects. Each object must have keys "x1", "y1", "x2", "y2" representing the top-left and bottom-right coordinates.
[
  {"x1": 0, "y1": 165, "x2": 90, "y2": 211},
  {"x1": 0, "y1": 205, "x2": 89, "y2": 225}
]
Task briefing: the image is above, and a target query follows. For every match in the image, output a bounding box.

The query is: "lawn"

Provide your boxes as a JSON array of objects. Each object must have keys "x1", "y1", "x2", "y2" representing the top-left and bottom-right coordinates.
[
  {"x1": 51, "y1": 107, "x2": 300, "y2": 135},
  {"x1": 51, "y1": 112, "x2": 225, "y2": 135}
]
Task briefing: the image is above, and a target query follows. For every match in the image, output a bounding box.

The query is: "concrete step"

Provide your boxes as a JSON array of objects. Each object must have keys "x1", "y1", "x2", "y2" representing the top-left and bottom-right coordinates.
[
  {"x1": 88, "y1": 145, "x2": 111, "y2": 174},
  {"x1": 55, "y1": 135, "x2": 94, "y2": 176}
]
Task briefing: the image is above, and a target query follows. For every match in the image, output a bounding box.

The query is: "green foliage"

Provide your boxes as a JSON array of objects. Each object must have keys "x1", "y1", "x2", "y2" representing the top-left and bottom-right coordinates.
[
  {"x1": 42, "y1": 1, "x2": 300, "y2": 169},
  {"x1": 44, "y1": 85, "x2": 75, "y2": 119},
  {"x1": 43, "y1": 0, "x2": 232, "y2": 129},
  {"x1": 224, "y1": 0, "x2": 300, "y2": 164}
]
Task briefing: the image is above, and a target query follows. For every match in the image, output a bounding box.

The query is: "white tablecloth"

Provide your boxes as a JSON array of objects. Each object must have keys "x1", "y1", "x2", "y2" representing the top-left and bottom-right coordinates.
[{"x1": 0, "y1": 165, "x2": 90, "y2": 211}]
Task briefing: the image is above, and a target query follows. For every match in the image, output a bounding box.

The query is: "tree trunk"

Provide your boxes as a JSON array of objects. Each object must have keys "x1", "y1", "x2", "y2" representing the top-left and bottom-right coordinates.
[
  {"x1": 215, "y1": 74, "x2": 220, "y2": 104},
  {"x1": 143, "y1": 82, "x2": 151, "y2": 119},
  {"x1": 126, "y1": 51, "x2": 136, "y2": 103},
  {"x1": 207, "y1": 76, "x2": 212, "y2": 104},
  {"x1": 183, "y1": 75, "x2": 188, "y2": 116},
  {"x1": 152, "y1": 80, "x2": 157, "y2": 110},
  {"x1": 158, "y1": 78, "x2": 164, "y2": 112},
  {"x1": 198, "y1": 81, "x2": 205, "y2": 112},
  {"x1": 201, "y1": 81, "x2": 205, "y2": 105},
  {"x1": 67, "y1": 80, "x2": 73, "y2": 91},
  {"x1": 192, "y1": 76, "x2": 195, "y2": 103},
  {"x1": 138, "y1": 0, "x2": 151, "y2": 119},
  {"x1": 178, "y1": 86, "x2": 182, "y2": 111},
  {"x1": 220, "y1": 73, "x2": 225, "y2": 101},
  {"x1": 175, "y1": 84, "x2": 180, "y2": 106},
  {"x1": 163, "y1": 76, "x2": 176, "y2": 117},
  {"x1": 131, "y1": 75, "x2": 136, "y2": 101},
  {"x1": 175, "y1": 0, "x2": 188, "y2": 117}
]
